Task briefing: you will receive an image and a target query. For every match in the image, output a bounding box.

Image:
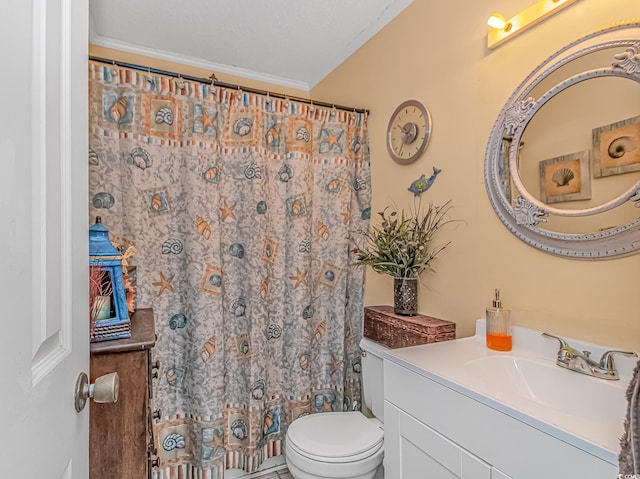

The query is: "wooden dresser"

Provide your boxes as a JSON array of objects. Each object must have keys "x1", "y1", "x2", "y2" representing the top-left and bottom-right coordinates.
[{"x1": 90, "y1": 309, "x2": 156, "y2": 479}]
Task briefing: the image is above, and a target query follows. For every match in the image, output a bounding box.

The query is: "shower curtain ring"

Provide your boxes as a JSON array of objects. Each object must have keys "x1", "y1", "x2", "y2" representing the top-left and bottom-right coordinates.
[
  {"x1": 176, "y1": 73, "x2": 185, "y2": 89},
  {"x1": 265, "y1": 90, "x2": 271, "y2": 110},
  {"x1": 236, "y1": 85, "x2": 243, "y2": 105}
]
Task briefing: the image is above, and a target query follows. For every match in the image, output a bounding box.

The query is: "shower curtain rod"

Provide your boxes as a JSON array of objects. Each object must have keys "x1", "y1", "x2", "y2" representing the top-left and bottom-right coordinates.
[{"x1": 89, "y1": 56, "x2": 370, "y2": 115}]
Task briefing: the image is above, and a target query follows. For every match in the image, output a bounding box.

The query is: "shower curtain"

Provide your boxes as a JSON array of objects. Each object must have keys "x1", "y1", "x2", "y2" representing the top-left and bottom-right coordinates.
[{"x1": 88, "y1": 62, "x2": 371, "y2": 477}]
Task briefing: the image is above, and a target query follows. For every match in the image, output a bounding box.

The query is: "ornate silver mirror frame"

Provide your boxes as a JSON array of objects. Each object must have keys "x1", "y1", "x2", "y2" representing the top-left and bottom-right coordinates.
[{"x1": 485, "y1": 20, "x2": 640, "y2": 259}]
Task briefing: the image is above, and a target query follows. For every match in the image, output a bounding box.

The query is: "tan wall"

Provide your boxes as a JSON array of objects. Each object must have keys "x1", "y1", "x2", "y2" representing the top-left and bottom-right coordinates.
[
  {"x1": 312, "y1": 0, "x2": 640, "y2": 350},
  {"x1": 90, "y1": 0, "x2": 640, "y2": 350}
]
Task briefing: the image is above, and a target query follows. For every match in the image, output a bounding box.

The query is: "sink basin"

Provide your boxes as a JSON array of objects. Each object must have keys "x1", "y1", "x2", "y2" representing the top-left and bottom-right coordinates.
[
  {"x1": 383, "y1": 319, "x2": 637, "y2": 465},
  {"x1": 463, "y1": 355, "x2": 627, "y2": 422}
]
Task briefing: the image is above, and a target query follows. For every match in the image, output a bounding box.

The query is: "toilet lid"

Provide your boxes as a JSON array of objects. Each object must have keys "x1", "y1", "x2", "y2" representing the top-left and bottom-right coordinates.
[{"x1": 287, "y1": 412, "x2": 383, "y2": 459}]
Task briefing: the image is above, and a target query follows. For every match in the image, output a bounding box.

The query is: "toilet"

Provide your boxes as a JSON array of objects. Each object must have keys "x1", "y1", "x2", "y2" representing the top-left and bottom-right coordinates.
[{"x1": 285, "y1": 337, "x2": 387, "y2": 479}]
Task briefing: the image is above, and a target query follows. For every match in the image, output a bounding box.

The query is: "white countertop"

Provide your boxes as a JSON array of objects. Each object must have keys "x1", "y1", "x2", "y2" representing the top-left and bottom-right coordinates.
[{"x1": 383, "y1": 319, "x2": 637, "y2": 465}]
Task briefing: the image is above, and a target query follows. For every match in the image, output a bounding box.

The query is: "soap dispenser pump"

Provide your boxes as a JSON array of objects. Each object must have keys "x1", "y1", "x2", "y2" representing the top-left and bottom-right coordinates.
[{"x1": 486, "y1": 289, "x2": 512, "y2": 351}]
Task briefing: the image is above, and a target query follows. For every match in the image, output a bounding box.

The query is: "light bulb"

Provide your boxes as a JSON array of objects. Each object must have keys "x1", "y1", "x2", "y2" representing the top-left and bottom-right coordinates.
[{"x1": 487, "y1": 13, "x2": 507, "y2": 29}]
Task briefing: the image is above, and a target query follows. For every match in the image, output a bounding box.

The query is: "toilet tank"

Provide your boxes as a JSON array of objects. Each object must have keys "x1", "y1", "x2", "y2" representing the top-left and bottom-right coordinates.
[{"x1": 359, "y1": 337, "x2": 388, "y2": 422}]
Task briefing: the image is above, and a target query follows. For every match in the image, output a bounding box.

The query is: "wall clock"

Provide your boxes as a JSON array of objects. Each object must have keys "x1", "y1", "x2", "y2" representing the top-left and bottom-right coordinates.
[{"x1": 386, "y1": 99, "x2": 432, "y2": 164}]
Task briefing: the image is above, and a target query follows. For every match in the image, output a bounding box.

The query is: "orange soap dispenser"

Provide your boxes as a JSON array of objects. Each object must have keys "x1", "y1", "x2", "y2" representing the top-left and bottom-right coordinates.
[{"x1": 486, "y1": 289, "x2": 512, "y2": 351}]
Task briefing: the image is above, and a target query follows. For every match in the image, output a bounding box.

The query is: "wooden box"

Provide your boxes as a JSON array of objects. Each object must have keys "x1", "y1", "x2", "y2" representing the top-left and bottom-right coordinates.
[{"x1": 364, "y1": 305, "x2": 455, "y2": 349}]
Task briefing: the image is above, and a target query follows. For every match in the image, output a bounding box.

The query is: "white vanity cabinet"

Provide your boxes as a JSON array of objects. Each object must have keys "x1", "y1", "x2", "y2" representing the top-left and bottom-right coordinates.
[{"x1": 383, "y1": 360, "x2": 617, "y2": 479}]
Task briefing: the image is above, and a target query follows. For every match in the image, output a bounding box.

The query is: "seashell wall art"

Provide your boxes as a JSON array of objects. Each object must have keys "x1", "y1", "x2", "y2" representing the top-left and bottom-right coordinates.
[
  {"x1": 538, "y1": 150, "x2": 591, "y2": 204},
  {"x1": 551, "y1": 167, "x2": 574, "y2": 187},
  {"x1": 607, "y1": 135, "x2": 638, "y2": 158},
  {"x1": 593, "y1": 115, "x2": 640, "y2": 178}
]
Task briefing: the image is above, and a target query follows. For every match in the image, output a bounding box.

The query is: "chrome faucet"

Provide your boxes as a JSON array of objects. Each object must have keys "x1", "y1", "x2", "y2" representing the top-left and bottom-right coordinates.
[{"x1": 542, "y1": 332, "x2": 638, "y2": 380}]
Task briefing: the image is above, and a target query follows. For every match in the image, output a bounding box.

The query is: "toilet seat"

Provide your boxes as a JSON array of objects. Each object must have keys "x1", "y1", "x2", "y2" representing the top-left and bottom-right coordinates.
[
  {"x1": 287, "y1": 430, "x2": 383, "y2": 464},
  {"x1": 285, "y1": 412, "x2": 384, "y2": 479},
  {"x1": 287, "y1": 412, "x2": 383, "y2": 462}
]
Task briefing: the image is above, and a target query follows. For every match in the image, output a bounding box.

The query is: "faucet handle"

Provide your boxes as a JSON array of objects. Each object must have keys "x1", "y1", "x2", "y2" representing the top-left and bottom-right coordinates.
[
  {"x1": 542, "y1": 333, "x2": 574, "y2": 363},
  {"x1": 599, "y1": 350, "x2": 638, "y2": 370},
  {"x1": 542, "y1": 332, "x2": 570, "y2": 350}
]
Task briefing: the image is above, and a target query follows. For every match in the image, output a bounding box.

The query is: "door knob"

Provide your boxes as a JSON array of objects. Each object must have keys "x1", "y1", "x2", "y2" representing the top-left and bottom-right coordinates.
[{"x1": 74, "y1": 371, "x2": 119, "y2": 412}]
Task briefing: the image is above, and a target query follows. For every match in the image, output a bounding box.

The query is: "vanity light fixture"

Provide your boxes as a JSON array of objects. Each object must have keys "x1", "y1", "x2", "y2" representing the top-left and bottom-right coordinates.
[{"x1": 487, "y1": 0, "x2": 581, "y2": 49}]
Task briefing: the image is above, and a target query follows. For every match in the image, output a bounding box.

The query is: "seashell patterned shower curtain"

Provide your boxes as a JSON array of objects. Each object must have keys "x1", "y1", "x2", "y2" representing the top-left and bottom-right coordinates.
[{"x1": 88, "y1": 62, "x2": 371, "y2": 477}]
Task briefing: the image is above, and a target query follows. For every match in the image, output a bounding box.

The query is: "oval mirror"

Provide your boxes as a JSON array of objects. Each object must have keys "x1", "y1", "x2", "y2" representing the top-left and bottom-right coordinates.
[{"x1": 485, "y1": 20, "x2": 640, "y2": 259}]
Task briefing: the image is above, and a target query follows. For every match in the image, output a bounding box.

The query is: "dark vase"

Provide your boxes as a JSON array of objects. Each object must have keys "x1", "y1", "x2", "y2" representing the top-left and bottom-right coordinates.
[{"x1": 393, "y1": 277, "x2": 418, "y2": 315}]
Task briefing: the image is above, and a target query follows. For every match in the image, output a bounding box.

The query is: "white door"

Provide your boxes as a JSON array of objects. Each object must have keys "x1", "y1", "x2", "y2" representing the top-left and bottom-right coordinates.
[{"x1": 0, "y1": 0, "x2": 89, "y2": 477}]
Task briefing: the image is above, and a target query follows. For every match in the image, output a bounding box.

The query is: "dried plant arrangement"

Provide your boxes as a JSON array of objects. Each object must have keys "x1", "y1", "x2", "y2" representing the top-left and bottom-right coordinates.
[{"x1": 353, "y1": 199, "x2": 455, "y2": 279}]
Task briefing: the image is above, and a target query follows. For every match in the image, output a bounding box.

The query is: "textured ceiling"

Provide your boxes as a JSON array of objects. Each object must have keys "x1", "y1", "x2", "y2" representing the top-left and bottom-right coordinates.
[{"x1": 89, "y1": 0, "x2": 413, "y2": 90}]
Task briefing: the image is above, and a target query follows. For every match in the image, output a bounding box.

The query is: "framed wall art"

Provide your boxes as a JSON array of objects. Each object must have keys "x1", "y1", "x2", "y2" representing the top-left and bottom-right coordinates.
[
  {"x1": 592, "y1": 115, "x2": 640, "y2": 178},
  {"x1": 539, "y1": 150, "x2": 591, "y2": 204}
]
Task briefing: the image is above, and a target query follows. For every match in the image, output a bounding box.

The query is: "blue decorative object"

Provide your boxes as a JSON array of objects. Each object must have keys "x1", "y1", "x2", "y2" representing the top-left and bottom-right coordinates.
[
  {"x1": 89, "y1": 217, "x2": 131, "y2": 342},
  {"x1": 408, "y1": 166, "x2": 441, "y2": 196}
]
